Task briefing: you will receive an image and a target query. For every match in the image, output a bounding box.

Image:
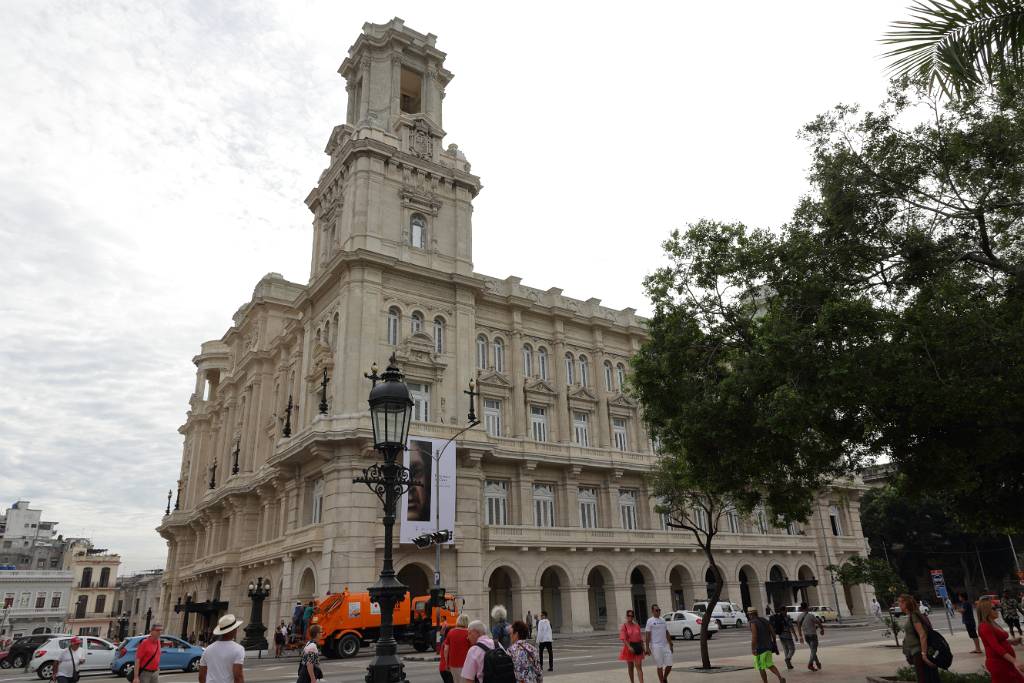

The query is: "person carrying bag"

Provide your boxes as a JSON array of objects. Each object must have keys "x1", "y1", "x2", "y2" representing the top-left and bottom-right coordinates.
[{"x1": 297, "y1": 625, "x2": 323, "y2": 683}]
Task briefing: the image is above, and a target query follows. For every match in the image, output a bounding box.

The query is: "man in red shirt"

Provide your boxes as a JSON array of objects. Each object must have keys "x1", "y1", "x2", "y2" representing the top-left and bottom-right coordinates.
[{"x1": 134, "y1": 624, "x2": 163, "y2": 683}]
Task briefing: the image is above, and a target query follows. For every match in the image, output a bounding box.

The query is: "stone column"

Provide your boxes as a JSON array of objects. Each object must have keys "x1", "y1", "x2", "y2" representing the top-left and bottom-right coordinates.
[
  {"x1": 517, "y1": 587, "x2": 541, "y2": 626},
  {"x1": 563, "y1": 466, "x2": 581, "y2": 528},
  {"x1": 510, "y1": 324, "x2": 526, "y2": 438},
  {"x1": 593, "y1": 345, "x2": 611, "y2": 448},
  {"x1": 456, "y1": 450, "x2": 486, "y2": 616},
  {"x1": 552, "y1": 329, "x2": 571, "y2": 444},
  {"x1": 279, "y1": 554, "x2": 294, "y2": 625},
  {"x1": 612, "y1": 584, "x2": 634, "y2": 624},
  {"x1": 605, "y1": 471, "x2": 623, "y2": 529},
  {"x1": 514, "y1": 462, "x2": 535, "y2": 526},
  {"x1": 651, "y1": 583, "x2": 675, "y2": 614},
  {"x1": 567, "y1": 587, "x2": 594, "y2": 633}
]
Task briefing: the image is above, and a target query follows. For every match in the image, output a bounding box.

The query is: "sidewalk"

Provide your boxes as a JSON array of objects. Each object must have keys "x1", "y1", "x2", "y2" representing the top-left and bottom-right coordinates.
[{"x1": 545, "y1": 638, "x2": 989, "y2": 682}]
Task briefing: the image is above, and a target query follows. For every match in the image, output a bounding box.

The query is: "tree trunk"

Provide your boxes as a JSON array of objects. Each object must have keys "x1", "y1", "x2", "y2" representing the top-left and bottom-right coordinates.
[{"x1": 699, "y1": 549, "x2": 723, "y2": 669}]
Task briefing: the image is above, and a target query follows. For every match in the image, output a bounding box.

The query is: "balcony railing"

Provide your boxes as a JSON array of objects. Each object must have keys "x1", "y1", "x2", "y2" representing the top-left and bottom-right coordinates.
[{"x1": 480, "y1": 525, "x2": 823, "y2": 553}]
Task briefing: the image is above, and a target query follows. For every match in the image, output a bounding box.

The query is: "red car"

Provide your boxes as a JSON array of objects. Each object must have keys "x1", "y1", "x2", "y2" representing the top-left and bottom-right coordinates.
[{"x1": 0, "y1": 649, "x2": 11, "y2": 669}]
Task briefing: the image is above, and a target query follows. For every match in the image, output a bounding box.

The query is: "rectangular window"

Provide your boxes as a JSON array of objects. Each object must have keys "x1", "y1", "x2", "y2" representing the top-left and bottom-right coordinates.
[
  {"x1": 533, "y1": 484, "x2": 555, "y2": 527},
  {"x1": 19, "y1": 592, "x2": 30, "y2": 608},
  {"x1": 578, "y1": 488, "x2": 599, "y2": 529},
  {"x1": 95, "y1": 595, "x2": 106, "y2": 614},
  {"x1": 619, "y1": 490, "x2": 638, "y2": 530},
  {"x1": 35, "y1": 592, "x2": 46, "y2": 609},
  {"x1": 3, "y1": 593, "x2": 15, "y2": 608},
  {"x1": 755, "y1": 508, "x2": 770, "y2": 534},
  {"x1": 51, "y1": 592, "x2": 61, "y2": 609},
  {"x1": 693, "y1": 506, "x2": 709, "y2": 532},
  {"x1": 530, "y1": 406, "x2": 548, "y2": 442},
  {"x1": 786, "y1": 521, "x2": 801, "y2": 535},
  {"x1": 829, "y1": 505, "x2": 843, "y2": 536},
  {"x1": 612, "y1": 417, "x2": 628, "y2": 451},
  {"x1": 484, "y1": 480, "x2": 509, "y2": 526},
  {"x1": 725, "y1": 507, "x2": 741, "y2": 533},
  {"x1": 408, "y1": 383, "x2": 430, "y2": 422},
  {"x1": 573, "y1": 412, "x2": 590, "y2": 447},
  {"x1": 387, "y1": 312, "x2": 399, "y2": 346},
  {"x1": 312, "y1": 478, "x2": 325, "y2": 524},
  {"x1": 484, "y1": 399, "x2": 502, "y2": 437},
  {"x1": 400, "y1": 67, "x2": 423, "y2": 114}
]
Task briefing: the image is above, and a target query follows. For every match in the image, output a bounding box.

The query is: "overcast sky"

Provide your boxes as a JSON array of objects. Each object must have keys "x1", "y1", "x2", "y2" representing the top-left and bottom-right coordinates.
[{"x1": 0, "y1": 1, "x2": 901, "y2": 573}]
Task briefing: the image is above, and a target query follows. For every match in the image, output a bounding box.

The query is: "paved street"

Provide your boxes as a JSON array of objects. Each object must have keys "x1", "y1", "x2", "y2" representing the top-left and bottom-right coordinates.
[{"x1": 0, "y1": 624, "x2": 896, "y2": 683}]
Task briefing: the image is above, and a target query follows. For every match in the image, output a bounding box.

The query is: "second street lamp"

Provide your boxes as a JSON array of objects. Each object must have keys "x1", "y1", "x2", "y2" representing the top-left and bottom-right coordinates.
[
  {"x1": 242, "y1": 577, "x2": 271, "y2": 651},
  {"x1": 356, "y1": 356, "x2": 416, "y2": 683}
]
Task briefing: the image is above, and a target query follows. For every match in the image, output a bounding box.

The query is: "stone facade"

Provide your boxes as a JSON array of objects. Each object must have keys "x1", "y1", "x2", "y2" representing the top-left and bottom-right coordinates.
[
  {"x1": 114, "y1": 570, "x2": 163, "y2": 638},
  {"x1": 0, "y1": 570, "x2": 73, "y2": 641},
  {"x1": 157, "y1": 18, "x2": 875, "y2": 637}
]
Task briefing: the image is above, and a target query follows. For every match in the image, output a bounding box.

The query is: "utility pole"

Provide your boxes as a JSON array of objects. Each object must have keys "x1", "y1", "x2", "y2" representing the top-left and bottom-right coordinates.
[
  {"x1": 1008, "y1": 534, "x2": 1021, "y2": 573},
  {"x1": 975, "y1": 545, "x2": 990, "y2": 591},
  {"x1": 817, "y1": 501, "x2": 843, "y2": 623}
]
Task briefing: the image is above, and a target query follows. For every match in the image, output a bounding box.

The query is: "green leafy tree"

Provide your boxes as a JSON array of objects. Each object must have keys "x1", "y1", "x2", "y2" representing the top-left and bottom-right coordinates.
[
  {"x1": 882, "y1": 0, "x2": 1024, "y2": 96},
  {"x1": 634, "y1": 220, "x2": 864, "y2": 668},
  {"x1": 828, "y1": 556, "x2": 906, "y2": 607}
]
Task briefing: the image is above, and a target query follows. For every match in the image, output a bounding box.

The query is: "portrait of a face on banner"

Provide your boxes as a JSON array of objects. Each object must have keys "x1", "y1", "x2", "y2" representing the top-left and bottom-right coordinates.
[{"x1": 400, "y1": 436, "x2": 456, "y2": 545}]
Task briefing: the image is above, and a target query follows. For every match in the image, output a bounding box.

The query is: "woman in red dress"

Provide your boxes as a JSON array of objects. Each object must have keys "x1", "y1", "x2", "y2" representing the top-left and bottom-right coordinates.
[
  {"x1": 619, "y1": 609, "x2": 645, "y2": 683},
  {"x1": 978, "y1": 597, "x2": 1024, "y2": 682}
]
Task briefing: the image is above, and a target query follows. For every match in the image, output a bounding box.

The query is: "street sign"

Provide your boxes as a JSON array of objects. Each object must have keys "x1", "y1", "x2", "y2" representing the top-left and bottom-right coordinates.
[
  {"x1": 434, "y1": 571, "x2": 441, "y2": 585},
  {"x1": 930, "y1": 570, "x2": 946, "y2": 597}
]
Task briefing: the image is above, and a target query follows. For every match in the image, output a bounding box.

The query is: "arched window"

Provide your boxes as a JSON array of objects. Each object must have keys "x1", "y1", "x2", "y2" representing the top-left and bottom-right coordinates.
[
  {"x1": 410, "y1": 311, "x2": 423, "y2": 335},
  {"x1": 493, "y1": 338, "x2": 505, "y2": 373},
  {"x1": 522, "y1": 345, "x2": 533, "y2": 377},
  {"x1": 616, "y1": 363, "x2": 626, "y2": 390},
  {"x1": 538, "y1": 347, "x2": 549, "y2": 381},
  {"x1": 433, "y1": 317, "x2": 445, "y2": 354},
  {"x1": 476, "y1": 335, "x2": 488, "y2": 370},
  {"x1": 323, "y1": 321, "x2": 329, "y2": 347},
  {"x1": 387, "y1": 307, "x2": 400, "y2": 346},
  {"x1": 332, "y1": 313, "x2": 339, "y2": 348},
  {"x1": 604, "y1": 361, "x2": 613, "y2": 391},
  {"x1": 564, "y1": 352, "x2": 575, "y2": 385},
  {"x1": 578, "y1": 355, "x2": 589, "y2": 387},
  {"x1": 410, "y1": 214, "x2": 426, "y2": 248}
]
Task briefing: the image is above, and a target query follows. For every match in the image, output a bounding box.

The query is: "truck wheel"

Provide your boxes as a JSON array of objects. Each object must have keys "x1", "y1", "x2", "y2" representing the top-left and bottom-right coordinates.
[
  {"x1": 338, "y1": 634, "x2": 360, "y2": 659},
  {"x1": 413, "y1": 641, "x2": 431, "y2": 653}
]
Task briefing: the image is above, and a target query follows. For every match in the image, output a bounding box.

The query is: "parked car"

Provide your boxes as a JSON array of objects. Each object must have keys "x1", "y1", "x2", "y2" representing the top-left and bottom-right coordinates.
[
  {"x1": 784, "y1": 605, "x2": 806, "y2": 623},
  {"x1": 5, "y1": 635, "x2": 55, "y2": 669},
  {"x1": 0, "y1": 648, "x2": 11, "y2": 669},
  {"x1": 809, "y1": 606, "x2": 838, "y2": 622},
  {"x1": 691, "y1": 601, "x2": 746, "y2": 628},
  {"x1": 664, "y1": 610, "x2": 720, "y2": 640},
  {"x1": 111, "y1": 635, "x2": 204, "y2": 679},
  {"x1": 29, "y1": 636, "x2": 117, "y2": 679}
]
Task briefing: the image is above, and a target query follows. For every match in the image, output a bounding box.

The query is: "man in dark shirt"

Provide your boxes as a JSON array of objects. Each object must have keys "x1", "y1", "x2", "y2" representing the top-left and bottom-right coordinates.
[
  {"x1": 747, "y1": 608, "x2": 785, "y2": 683},
  {"x1": 768, "y1": 608, "x2": 797, "y2": 669}
]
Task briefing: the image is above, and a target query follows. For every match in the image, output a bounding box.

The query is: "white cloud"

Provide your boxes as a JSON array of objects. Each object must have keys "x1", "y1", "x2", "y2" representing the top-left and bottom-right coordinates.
[{"x1": 0, "y1": 0, "x2": 899, "y2": 571}]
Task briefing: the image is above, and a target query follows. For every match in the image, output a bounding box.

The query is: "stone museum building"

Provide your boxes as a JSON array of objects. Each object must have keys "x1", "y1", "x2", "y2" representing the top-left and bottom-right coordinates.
[{"x1": 157, "y1": 18, "x2": 874, "y2": 637}]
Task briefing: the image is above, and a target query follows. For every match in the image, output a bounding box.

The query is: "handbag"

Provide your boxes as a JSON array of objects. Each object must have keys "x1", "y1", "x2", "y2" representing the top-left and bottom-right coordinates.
[
  {"x1": 628, "y1": 641, "x2": 644, "y2": 656},
  {"x1": 70, "y1": 650, "x2": 80, "y2": 683}
]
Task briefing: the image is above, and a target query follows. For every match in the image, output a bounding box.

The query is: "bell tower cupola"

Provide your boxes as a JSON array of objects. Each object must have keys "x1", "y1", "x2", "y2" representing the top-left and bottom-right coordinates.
[{"x1": 306, "y1": 18, "x2": 481, "y2": 280}]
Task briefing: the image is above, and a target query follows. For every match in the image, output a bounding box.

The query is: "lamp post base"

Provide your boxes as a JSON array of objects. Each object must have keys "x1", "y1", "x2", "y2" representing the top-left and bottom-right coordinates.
[{"x1": 241, "y1": 622, "x2": 268, "y2": 651}]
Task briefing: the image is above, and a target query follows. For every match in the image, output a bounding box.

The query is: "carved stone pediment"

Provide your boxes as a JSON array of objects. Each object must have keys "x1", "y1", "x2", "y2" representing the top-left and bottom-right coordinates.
[
  {"x1": 305, "y1": 339, "x2": 334, "y2": 382},
  {"x1": 400, "y1": 186, "x2": 442, "y2": 217},
  {"x1": 477, "y1": 369, "x2": 513, "y2": 388},
  {"x1": 394, "y1": 333, "x2": 447, "y2": 382},
  {"x1": 609, "y1": 392, "x2": 637, "y2": 409},
  {"x1": 524, "y1": 378, "x2": 557, "y2": 396},
  {"x1": 568, "y1": 385, "x2": 598, "y2": 403}
]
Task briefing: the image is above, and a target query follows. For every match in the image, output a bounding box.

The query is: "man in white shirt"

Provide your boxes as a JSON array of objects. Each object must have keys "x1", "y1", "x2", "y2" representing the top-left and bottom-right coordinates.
[
  {"x1": 51, "y1": 637, "x2": 85, "y2": 683},
  {"x1": 644, "y1": 604, "x2": 673, "y2": 683},
  {"x1": 536, "y1": 611, "x2": 553, "y2": 672},
  {"x1": 199, "y1": 615, "x2": 245, "y2": 683}
]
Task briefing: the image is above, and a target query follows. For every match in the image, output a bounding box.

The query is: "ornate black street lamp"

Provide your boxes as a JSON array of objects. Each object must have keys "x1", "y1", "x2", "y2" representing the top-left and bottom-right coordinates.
[
  {"x1": 209, "y1": 462, "x2": 217, "y2": 489},
  {"x1": 283, "y1": 395, "x2": 294, "y2": 437},
  {"x1": 117, "y1": 613, "x2": 129, "y2": 640},
  {"x1": 231, "y1": 439, "x2": 240, "y2": 475},
  {"x1": 174, "y1": 485, "x2": 181, "y2": 511},
  {"x1": 356, "y1": 356, "x2": 416, "y2": 683},
  {"x1": 319, "y1": 369, "x2": 330, "y2": 414},
  {"x1": 144, "y1": 607, "x2": 153, "y2": 633},
  {"x1": 241, "y1": 577, "x2": 271, "y2": 651},
  {"x1": 165, "y1": 490, "x2": 172, "y2": 515}
]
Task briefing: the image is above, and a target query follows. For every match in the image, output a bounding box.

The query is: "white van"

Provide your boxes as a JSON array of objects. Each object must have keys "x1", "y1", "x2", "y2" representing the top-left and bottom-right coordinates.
[{"x1": 690, "y1": 601, "x2": 746, "y2": 628}]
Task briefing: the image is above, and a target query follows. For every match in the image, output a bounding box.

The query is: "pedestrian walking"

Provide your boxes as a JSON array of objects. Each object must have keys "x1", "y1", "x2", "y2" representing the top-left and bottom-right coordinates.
[
  {"x1": 1004, "y1": 591, "x2": 1023, "y2": 638},
  {"x1": 871, "y1": 597, "x2": 883, "y2": 623},
  {"x1": 508, "y1": 621, "x2": 542, "y2": 683},
  {"x1": 747, "y1": 608, "x2": 785, "y2": 683},
  {"x1": 302, "y1": 602, "x2": 315, "y2": 637},
  {"x1": 274, "y1": 622, "x2": 287, "y2": 658},
  {"x1": 769, "y1": 605, "x2": 798, "y2": 669},
  {"x1": 292, "y1": 602, "x2": 303, "y2": 635},
  {"x1": 298, "y1": 625, "x2": 322, "y2": 683},
  {"x1": 535, "y1": 611, "x2": 553, "y2": 672},
  {"x1": 978, "y1": 596, "x2": 1024, "y2": 682},
  {"x1": 644, "y1": 604, "x2": 673, "y2": 683},
  {"x1": 899, "y1": 595, "x2": 940, "y2": 683},
  {"x1": 444, "y1": 614, "x2": 472, "y2": 683},
  {"x1": 957, "y1": 593, "x2": 982, "y2": 654},
  {"x1": 50, "y1": 637, "x2": 84, "y2": 683},
  {"x1": 199, "y1": 615, "x2": 246, "y2": 683},
  {"x1": 491, "y1": 605, "x2": 512, "y2": 649},
  {"x1": 462, "y1": 620, "x2": 511, "y2": 683},
  {"x1": 618, "y1": 609, "x2": 645, "y2": 683},
  {"x1": 795, "y1": 602, "x2": 823, "y2": 672},
  {"x1": 133, "y1": 624, "x2": 163, "y2": 683},
  {"x1": 526, "y1": 611, "x2": 534, "y2": 639}
]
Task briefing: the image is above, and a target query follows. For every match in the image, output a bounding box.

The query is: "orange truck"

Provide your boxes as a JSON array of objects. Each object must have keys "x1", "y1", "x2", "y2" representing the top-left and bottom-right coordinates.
[{"x1": 311, "y1": 587, "x2": 459, "y2": 658}]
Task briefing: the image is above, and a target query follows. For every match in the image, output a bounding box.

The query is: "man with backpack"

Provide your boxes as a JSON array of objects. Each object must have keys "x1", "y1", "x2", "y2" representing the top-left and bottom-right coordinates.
[{"x1": 462, "y1": 620, "x2": 515, "y2": 683}]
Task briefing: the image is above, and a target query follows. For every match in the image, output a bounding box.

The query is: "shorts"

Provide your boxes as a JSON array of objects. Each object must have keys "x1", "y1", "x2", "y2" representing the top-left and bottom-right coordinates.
[
  {"x1": 753, "y1": 652, "x2": 775, "y2": 671},
  {"x1": 650, "y1": 644, "x2": 672, "y2": 668}
]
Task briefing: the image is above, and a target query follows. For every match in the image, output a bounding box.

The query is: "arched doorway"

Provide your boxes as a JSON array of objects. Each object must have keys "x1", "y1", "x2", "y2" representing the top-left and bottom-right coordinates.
[
  {"x1": 738, "y1": 566, "x2": 763, "y2": 613},
  {"x1": 669, "y1": 566, "x2": 693, "y2": 611},
  {"x1": 539, "y1": 567, "x2": 570, "y2": 632},
  {"x1": 488, "y1": 566, "x2": 518, "y2": 622},
  {"x1": 767, "y1": 565, "x2": 787, "y2": 611},
  {"x1": 398, "y1": 564, "x2": 431, "y2": 599},
  {"x1": 630, "y1": 567, "x2": 654, "y2": 623},
  {"x1": 587, "y1": 566, "x2": 614, "y2": 629},
  {"x1": 297, "y1": 568, "x2": 317, "y2": 601},
  {"x1": 797, "y1": 565, "x2": 819, "y2": 605}
]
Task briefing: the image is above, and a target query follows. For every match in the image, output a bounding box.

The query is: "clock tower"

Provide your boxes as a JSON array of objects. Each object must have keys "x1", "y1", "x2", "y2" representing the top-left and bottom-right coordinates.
[{"x1": 305, "y1": 17, "x2": 482, "y2": 279}]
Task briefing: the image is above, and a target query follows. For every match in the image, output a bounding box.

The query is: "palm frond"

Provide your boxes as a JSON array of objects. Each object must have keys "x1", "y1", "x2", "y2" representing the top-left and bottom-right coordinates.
[{"x1": 881, "y1": 0, "x2": 1024, "y2": 96}]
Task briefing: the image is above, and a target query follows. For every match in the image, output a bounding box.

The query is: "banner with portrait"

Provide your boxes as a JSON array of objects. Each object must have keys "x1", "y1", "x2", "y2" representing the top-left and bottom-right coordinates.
[{"x1": 399, "y1": 436, "x2": 457, "y2": 545}]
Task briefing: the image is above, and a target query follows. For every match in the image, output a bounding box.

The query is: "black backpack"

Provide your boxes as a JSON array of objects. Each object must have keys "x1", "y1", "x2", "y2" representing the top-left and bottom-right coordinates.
[
  {"x1": 926, "y1": 628, "x2": 953, "y2": 670},
  {"x1": 474, "y1": 642, "x2": 516, "y2": 683}
]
